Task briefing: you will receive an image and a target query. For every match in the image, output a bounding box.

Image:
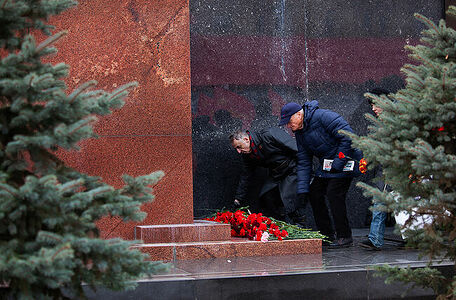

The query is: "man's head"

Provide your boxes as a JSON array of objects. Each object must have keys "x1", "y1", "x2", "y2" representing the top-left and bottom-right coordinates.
[
  {"x1": 368, "y1": 88, "x2": 390, "y2": 116},
  {"x1": 229, "y1": 131, "x2": 251, "y2": 154},
  {"x1": 279, "y1": 102, "x2": 304, "y2": 131}
]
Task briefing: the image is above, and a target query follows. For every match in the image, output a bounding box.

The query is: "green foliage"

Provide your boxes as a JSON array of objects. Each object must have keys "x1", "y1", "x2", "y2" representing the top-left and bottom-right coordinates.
[
  {"x1": 268, "y1": 217, "x2": 327, "y2": 240},
  {"x1": 374, "y1": 265, "x2": 449, "y2": 298},
  {"x1": 346, "y1": 6, "x2": 456, "y2": 298},
  {"x1": 0, "y1": 1, "x2": 166, "y2": 298}
]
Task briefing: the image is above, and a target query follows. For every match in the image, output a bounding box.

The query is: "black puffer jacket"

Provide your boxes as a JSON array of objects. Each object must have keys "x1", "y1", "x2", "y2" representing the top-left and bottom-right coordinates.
[{"x1": 235, "y1": 127, "x2": 298, "y2": 211}]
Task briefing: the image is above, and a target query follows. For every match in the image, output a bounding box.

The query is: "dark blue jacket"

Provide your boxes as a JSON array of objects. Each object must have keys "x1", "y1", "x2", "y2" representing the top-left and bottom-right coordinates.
[{"x1": 294, "y1": 101, "x2": 363, "y2": 194}]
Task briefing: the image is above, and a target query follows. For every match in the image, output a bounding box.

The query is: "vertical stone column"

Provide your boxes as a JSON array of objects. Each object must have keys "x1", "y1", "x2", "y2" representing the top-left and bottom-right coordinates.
[{"x1": 53, "y1": 0, "x2": 193, "y2": 240}]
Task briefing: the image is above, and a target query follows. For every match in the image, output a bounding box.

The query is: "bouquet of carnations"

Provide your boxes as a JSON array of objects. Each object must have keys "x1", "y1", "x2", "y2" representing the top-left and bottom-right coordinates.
[{"x1": 205, "y1": 209, "x2": 288, "y2": 241}]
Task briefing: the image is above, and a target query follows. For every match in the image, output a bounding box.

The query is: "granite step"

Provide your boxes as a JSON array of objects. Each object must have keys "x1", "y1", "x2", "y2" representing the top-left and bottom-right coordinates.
[
  {"x1": 135, "y1": 237, "x2": 322, "y2": 261},
  {"x1": 135, "y1": 220, "x2": 231, "y2": 243}
]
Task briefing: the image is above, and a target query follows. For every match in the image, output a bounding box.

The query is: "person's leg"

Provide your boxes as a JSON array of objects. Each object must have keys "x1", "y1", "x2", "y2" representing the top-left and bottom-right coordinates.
[
  {"x1": 259, "y1": 187, "x2": 285, "y2": 220},
  {"x1": 368, "y1": 203, "x2": 387, "y2": 248},
  {"x1": 279, "y1": 173, "x2": 306, "y2": 227},
  {"x1": 309, "y1": 177, "x2": 334, "y2": 238},
  {"x1": 326, "y1": 177, "x2": 353, "y2": 239}
]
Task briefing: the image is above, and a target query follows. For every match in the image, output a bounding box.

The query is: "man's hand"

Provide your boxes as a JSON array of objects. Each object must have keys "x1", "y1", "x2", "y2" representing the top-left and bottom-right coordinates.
[{"x1": 234, "y1": 199, "x2": 241, "y2": 206}]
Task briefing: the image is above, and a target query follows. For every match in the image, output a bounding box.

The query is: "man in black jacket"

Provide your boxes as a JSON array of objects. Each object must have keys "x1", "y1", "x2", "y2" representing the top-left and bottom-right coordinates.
[{"x1": 229, "y1": 127, "x2": 306, "y2": 226}]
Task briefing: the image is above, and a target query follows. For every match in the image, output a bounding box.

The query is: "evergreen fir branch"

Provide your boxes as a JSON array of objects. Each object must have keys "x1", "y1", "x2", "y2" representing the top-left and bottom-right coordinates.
[
  {"x1": 407, "y1": 52, "x2": 436, "y2": 69},
  {"x1": 448, "y1": 6, "x2": 456, "y2": 17},
  {"x1": 59, "y1": 178, "x2": 84, "y2": 193},
  {"x1": 0, "y1": 182, "x2": 18, "y2": 197},
  {"x1": 346, "y1": 7, "x2": 456, "y2": 296},
  {"x1": 51, "y1": 244, "x2": 71, "y2": 261},
  {"x1": 37, "y1": 231, "x2": 64, "y2": 245},
  {"x1": 374, "y1": 265, "x2": 448, "y2": 297},
  {"x1": 68, "y1": 80, "x2": 97, "y2": 104},
  {"x1": 36, "y1": 31, "x2": 67, "y2": 53},
  {"x1": 395, "y1": 94, "x2": 418, "y2": 105},
  {"x1": 1, "y1": 1, "x2": 167, "y2": 298},
  {"x1": 406, "y1": 75, "x2": 425, "y2": 89},
  {"x1": 414, "y1": 13, "x2": 440, "y2": 35}
]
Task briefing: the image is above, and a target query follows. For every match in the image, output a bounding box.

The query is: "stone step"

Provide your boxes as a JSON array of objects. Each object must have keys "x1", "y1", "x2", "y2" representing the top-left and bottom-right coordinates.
[
  {"x1": 135, "y1": 220, "x2": 231, "y2": 243},
  {"x1": 135, "y1": 238, "x2": 322, "y2": 261}
]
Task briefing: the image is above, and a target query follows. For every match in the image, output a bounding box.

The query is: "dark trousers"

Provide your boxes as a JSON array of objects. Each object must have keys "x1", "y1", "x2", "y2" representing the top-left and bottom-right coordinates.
[
  {"x1": 309, "y1": 177, "x2": 353, "y2": 239},
  {"x1": 260, "y1": 187, "x2": 286, "y2": 220}
]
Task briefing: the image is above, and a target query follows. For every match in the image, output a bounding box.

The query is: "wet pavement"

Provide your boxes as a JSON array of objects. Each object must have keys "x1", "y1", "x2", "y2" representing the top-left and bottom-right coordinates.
[
  {"x1": 151, "y1": 227, "x2": 448, "y2": 281},
  {"x1": 87, "y1": 227, "x2": 453, "y2": 299}
]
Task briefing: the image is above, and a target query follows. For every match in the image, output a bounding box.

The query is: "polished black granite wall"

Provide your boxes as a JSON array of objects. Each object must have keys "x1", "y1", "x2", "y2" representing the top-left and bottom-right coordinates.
[{"x1": 190, "y1": 0, "x2": 444, "y2": 227}]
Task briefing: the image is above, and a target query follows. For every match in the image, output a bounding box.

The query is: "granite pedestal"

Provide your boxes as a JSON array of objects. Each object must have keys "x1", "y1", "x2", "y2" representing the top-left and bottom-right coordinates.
[{"x1": 134, "y1": 220, "x2": 322, "y2": 261}]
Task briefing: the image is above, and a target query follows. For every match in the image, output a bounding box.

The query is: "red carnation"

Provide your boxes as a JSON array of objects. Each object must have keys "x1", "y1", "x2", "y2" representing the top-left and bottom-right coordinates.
[
  {"x1": 255, "y1": 230, "x2": 263, "y2": 241},
  {"x1": 248, "y1": 213, "x2": 257, "y2": 222},
  {"x1": 207, "y1": 209, "x2": 288, "y2": 242},
  {"x1": 274, "y1": 228, "x2": 281, "y2": 237},
  {"x1": 259, "y1": 223, "x2": 267, "y2": 231},
  {"x1": 338, "y1": 152, "x2": 345, "y2": 159}
]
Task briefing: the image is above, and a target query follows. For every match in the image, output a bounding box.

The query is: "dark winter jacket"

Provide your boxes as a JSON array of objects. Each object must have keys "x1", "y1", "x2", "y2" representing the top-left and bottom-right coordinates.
[
  {"x1": 235, "y1": 127, "x2": 298, "y2": 212},
  {"x1": 294, "y1": 100, "x2": 363, "y2": 194}
]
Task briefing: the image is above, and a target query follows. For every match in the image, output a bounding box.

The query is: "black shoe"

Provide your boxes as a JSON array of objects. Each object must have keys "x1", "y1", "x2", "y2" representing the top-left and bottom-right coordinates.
[
  {"x1": 359, "y1": 239, "x2": 381, "y2": 251},
  {"x1": 327, "y1": 237, "x2": 353, "y2": 249}
]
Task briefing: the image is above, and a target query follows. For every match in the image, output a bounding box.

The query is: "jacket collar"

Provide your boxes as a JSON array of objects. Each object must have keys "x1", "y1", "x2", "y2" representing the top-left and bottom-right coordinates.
[
  {"x1": 247, "y1": 131, "x2": 261, "y2": 159},
  {"x1": 302, "y1": 100, "x2": 319, "y2": 129}
]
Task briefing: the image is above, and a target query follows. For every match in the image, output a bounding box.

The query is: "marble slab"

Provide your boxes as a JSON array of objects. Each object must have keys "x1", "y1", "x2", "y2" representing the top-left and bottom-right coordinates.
[
  {"x1": 136, "y1": 238, "x2": 322, "y2": 261},
  {"x1": 135, "y1": 220, "x2": 231, "y2": 243}
]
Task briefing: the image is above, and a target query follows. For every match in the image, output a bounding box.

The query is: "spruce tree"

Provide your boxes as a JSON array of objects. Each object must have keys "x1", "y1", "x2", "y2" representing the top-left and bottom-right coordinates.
[
  {"x1": 0, "y1": 1, "x2": 165, "y2": 298},
  {"x1": 346, "y1": 6, "x2": 456, "y2": 298}
]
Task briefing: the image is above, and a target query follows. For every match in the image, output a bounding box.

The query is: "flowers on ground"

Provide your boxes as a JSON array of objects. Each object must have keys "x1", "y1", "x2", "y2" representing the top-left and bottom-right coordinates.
[{"x1": 205, "y1": 210, "x2": 288, "y2": 241}]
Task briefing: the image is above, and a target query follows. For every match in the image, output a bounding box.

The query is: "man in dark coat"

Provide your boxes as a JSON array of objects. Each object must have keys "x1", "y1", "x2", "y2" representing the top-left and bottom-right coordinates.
[
  {"x1": 229, "y1": 127, "x2": 306, "y2": 226},
  {"x1": 279, "y1": 101, "x2": 363, "y2": 248}
]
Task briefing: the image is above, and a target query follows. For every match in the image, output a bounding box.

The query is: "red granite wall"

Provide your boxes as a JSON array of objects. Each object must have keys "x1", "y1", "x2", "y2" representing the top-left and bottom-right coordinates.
[{"x1": 52, "y1": 0, "x2": 193, "y2": 240}]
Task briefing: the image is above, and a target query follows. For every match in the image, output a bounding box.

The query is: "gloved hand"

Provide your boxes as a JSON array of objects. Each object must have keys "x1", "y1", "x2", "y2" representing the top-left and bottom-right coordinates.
[
  {"x1": 330, "y1": 152, "x2": 346, "y2": 172},
  {"x1": 234, "y1": 199, "x2": 241, "y2": 207},
  {"x1": 297, "y1": 193, "x2": 309, "y2": 204}
]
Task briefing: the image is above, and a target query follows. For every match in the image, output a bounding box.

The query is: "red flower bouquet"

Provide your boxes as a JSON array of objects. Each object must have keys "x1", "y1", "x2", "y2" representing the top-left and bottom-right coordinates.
[{"x1": 205, "y1": 210, "x2": 288, "y2": 241}]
